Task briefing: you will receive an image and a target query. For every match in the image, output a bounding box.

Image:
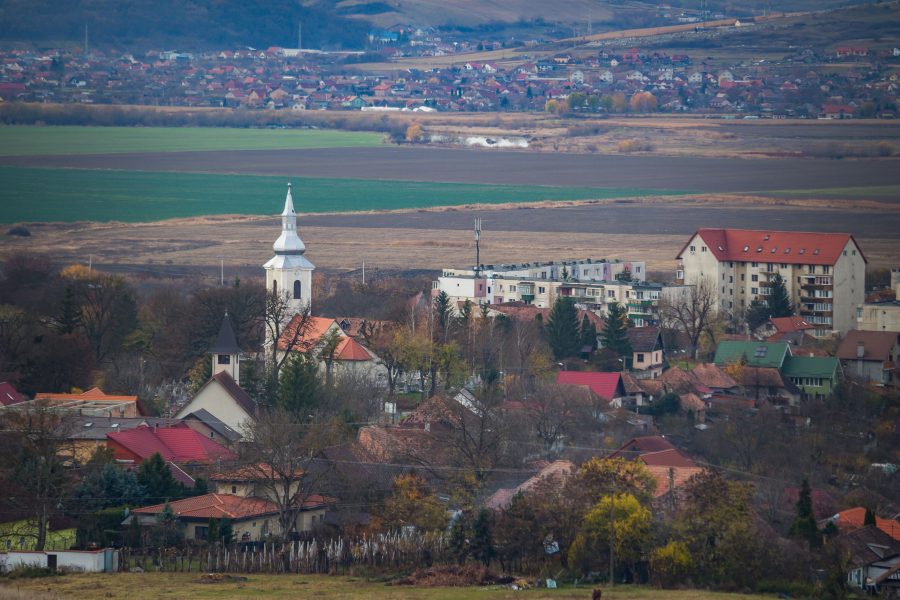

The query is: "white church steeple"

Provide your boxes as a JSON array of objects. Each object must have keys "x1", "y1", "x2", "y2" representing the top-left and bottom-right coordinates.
[{"x1": 263, "y1": 183, "x2": 315, "y2": 317}]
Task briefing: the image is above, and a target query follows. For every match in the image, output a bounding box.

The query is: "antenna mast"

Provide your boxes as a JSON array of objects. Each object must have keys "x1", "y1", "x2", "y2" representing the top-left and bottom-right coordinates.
[
  {"x1": 298, "y1": 22, "x2": 302, "y2": 50},
  {"x1": 84, "y1": 24, "x2": 89, "y2": 55},
  {"x1": 474, "y1": 217, "x2": 482, "y2": 275}
]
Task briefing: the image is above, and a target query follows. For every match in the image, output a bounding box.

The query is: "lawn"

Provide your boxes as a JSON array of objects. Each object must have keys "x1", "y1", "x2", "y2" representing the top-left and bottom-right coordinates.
[
  {"x1": 0, "y1": 126, "x2": 385, "y2": 156},
  {"x1": 0, "y1": 166, "x2": 687, "y2": 224},
  {"x1": 0, "y1": 520, "x2": 75, "y2": 552},
  {"x1": 0, "y1": 573, "x2": 774, "y2": 600}
]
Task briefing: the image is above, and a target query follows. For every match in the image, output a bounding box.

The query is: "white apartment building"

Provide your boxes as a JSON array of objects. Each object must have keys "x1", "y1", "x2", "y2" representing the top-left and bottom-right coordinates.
[
  {"x1": 676, "y1": 229, "x2": 866, "y2": 336},
  {"x1": 856, "y1": 268, "x2": 900, "y2": 333}
]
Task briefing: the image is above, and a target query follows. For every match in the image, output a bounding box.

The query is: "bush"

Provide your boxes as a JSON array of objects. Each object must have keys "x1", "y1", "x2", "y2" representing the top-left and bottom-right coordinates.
[
  {"x1": 6, "y1": 226, "x2": 30, "y2": 237},
  {"x1": 617, "y1": 139, "x2": 652, "y2": 153},
  {"x1": 650, "y1": 541, "x2": 694, "y2": 588}
]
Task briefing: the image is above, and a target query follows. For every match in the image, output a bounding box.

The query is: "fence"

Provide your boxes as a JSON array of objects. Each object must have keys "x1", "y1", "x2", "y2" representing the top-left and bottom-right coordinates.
[{"x1": 120, "y1": 530, "x2": 447, "y2": 575}]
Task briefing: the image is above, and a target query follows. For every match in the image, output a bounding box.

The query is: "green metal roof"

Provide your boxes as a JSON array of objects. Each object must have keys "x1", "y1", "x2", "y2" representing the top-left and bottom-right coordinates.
[
  {"x1": 781, "y1": 356, "x2": 840, "y2": 380},
  {"x1": 713, "y1": 341, "x2": 790, "y2": 369}
]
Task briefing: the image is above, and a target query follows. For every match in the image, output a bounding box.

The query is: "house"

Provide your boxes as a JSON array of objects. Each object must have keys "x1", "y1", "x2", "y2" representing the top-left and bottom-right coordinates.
[
  {"x1": 839, "y1": 526, "x2": 900, "y2": 596},
  {"x1": 627, "y1": 326, "x2": 665, "y2": 378},
  {"x1": 756, "y1": 316, "x2": 815, "y2": 339},
  {"x1": 780, "y1": 355, "x2": 842, "y2": 400},
  {"x1": 180, "y1": 409, "x2": 242, "y2": 446},
  {"x1": 0, "y1": 382, "x2": 24, "y2": 407},
  {"x1": 677, "y1": 229, "x2": 867, "y2": 336},
  {"x1": 127, "y1": 493, "x2": 329, "y2": 542},
  {"x1": 556, "y1": 371, "x2": 625, "y2": 407},
  {"x1": 24, "y1": 387, "x2": 141, "y2": 417},
  {"x1": 175, "y1": 371, "x2": 257, "y2": 436},
  {"x1": 609, "y1": 436, "x2": 702, "y2": 502},
  {"x1": 713, "y1": 340, "x2": 790, "y2": 370},
  {"x1": 837, "y1": 330, "x2": 900, "y2": 386},
  {"x1": 66, "y1": 415, "x2": 180, "y2": 464},
  {"x1": 107, "y1": 422, "x2": 236, "y2": 465},
  {"x1": 277, "y1": 315, "x2": 384, "y2": 384},
  {"x1": 484, "y1": 460, "x2": 574, "y2": 511}
]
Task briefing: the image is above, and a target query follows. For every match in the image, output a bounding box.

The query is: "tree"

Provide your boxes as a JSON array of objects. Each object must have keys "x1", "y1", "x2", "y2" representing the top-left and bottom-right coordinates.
[
  {"x1": 239, "y1": 407, "x2": 346, "y2": 541},
  {"x1": 137, "y1": 452, "x2": 185, "y2": 504},
  {"x1": 0, "y1": 403, "x2": 75, "y2": 550},
  {"x1": 449, "y1": 513, "x2": 470, "y2": 565},
  {"x1": 405, "y1": 122, "x2": 424, "y2": 143},
  {"x1": 581, "y1": 492, "x2": 652, "y2": 579},
  {"x1": 276, "y1": 352, "x2": 321, "y2": 421},
  {"x1": 579, "y1": 314, "x2": 597, "y2": 352},
  {"x1": 864, "y1": 506, "x2": 877, "y2": 526},
  {"x1": 76, "y1": 460, "x2": 145, "y2": 511},
  {"x1": 75, "y1": 274, "x2": 138, "y2": 362},
  {"x1": 601, "y1": 302, "x2": 632, "y2": 363},
  {"x1": 264, "y1": 291, "x2": 315, "y2": 395},
  {"x1": 545, "y1": 297, "x2": 581, "y2": 359},
  {"x1": 471, "y1": 508, "x2": 496, "y2": 566},
  {"x1": 658, "y1": 277, "x2": 720, "y2": 360},
  {"x1": 650, "y1": 541, "x2": 694, "y2": 589},
  {"x1": 378, "y1": 473, "x2": 448, "y2": 531},
  {"x1": 629, "y1": 91, "x2": 658, "y2": 112},
  {"x1": 433, "y1": 291, "x2": 453, "y2": 343},
  {"x1": 789, "y1": 478, "x2": 821, "y2": 548},
  {"x1": 526, "y1": 382, "x2": 594, "y2": 455},
  {"x1": 767, "y1": 273, "x2": 794, "y2": 318},
  {"x1": 745, "y1": 299, "x2": 770, "y2": 332}
]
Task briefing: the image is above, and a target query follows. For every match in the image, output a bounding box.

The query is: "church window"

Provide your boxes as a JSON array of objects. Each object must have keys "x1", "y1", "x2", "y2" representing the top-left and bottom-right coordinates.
[
  {"x1": 293, "y1": 280, "x2": 302, "y2": 299},
  {"x1": 272, "y1": 280, "x2": 277, "y2": 294},
  {"x1": 218, "y1": 354, "x2": 231, "y2": 365}
]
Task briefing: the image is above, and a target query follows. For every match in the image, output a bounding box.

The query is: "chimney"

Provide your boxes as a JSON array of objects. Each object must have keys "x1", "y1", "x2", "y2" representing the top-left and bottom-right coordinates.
[{"x1": 857, "y1": 342, "x2": 865, "y2": 358}]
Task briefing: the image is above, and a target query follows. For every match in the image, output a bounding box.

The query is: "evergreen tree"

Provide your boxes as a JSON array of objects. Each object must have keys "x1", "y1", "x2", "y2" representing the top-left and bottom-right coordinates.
[
  {"x1": 471, "y1": 508, "x2": 496, "y2": 566},
  {"x1": 276, "y1": 353, "x2": 320, "y2": 421},
  {"x1": 56, "y1": 285, "x2": 81, "y2": 334},
  {"x1": 864, "y1": 507, "x2": 877, "y2": 526},
  {"x1": 745, "y1": 299, "x2": 770, "y2": 332},
  {"x1": 76, "y1": 462, "x2": 145, "y2": 510},
  {"x1": 766, "y1": 273, "x2": 793, "y2": 318},
  {"x1": 206, "y1": 518, "x2": 220, "y2": 544},
  {"x1": 219, "y1": 518, "x2": 235, "y2": 544},
  {"x1": 601, "y1": 302, "x2": 632, "y2": 364},
  {"x1": 579, "y1": 314, "x2": 598, "y2": 351},
  {"x1": 789, "y1": 479, "x2": 821, "y2": 548},
  {"x1": 433, "y1": 291, "x2": 453, "y2": 342},
  {"x1": 545, "y1": 297, "x2": 581, "y2": 359},
  {"x1": 137, "y1": 453, "x2": 184, "y2": 504}
]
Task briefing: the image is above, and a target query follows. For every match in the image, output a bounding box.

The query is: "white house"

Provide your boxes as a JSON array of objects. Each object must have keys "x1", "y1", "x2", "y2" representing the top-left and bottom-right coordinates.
[{"x1": 0, "y1": 549, "x2": 119, "y2": 573}]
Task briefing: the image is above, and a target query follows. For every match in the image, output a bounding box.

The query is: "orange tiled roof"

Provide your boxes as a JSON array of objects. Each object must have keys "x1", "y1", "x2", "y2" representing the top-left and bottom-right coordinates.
[
  {"x1": 769, "y1": 316, "x2": 815, "y2": 333},
  {"x1": 645, "y1": 464, "x2": 704, "y2": 498},
  {"x1": 832, "y1": 507, "x2": 900, "y2": 541},
  {"x1": 334, "y1": 337, "x2": 373, "y2": 361},
  {"x1": 133, "y1": 493, "x2": 279, "y2": 520},
  {"x1": 678, "y1": 228, "x2": 865, "y2": 266},
  {"x1": 35, "y1": 387, "x2": 137, "y2": 403},
  {"x1": 277, "y1": 316, "x2": 338, "y2": 352}
]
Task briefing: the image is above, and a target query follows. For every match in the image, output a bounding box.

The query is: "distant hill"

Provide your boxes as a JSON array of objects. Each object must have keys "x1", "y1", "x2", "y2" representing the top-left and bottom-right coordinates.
[{"x1": 0, "y1": 0, "x2": 876, "y2": 51}]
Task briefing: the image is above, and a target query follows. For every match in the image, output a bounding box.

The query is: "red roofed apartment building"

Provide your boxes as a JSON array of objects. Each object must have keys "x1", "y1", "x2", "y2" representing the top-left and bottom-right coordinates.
[{"x1": 677, "y1": 229, "x2": 866, "y2": 337}]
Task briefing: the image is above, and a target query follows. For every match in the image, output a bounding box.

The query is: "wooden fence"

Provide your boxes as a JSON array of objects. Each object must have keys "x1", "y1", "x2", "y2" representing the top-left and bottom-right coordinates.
[{"x1": 120, "y1": 530, "x2": 447, "y2": 575}]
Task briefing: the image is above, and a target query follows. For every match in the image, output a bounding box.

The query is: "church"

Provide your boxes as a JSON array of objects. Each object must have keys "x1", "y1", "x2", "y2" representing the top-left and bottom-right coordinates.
[{"x1": 175, "y1": 184, "x2": 384, "y2": 436}]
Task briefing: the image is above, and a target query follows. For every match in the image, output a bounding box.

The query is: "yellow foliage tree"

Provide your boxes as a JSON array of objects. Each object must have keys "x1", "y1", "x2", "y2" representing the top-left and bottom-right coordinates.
[
  {"x1": 650, "y1": 540, "x2": 694, "y2": 588},
  {"x1": 583, "y1": 492, "x2": 652, "y2": 571},
  {"x1": 405, "y1": 122, "x2": 424, "y2": 143},
  {"x1": 377, "y1": 473, "x2": 448, "y2": 532},
  {"x1": 59, "y1": 264, "x2": 94, "y2": 280},
  {"x1": 629, "y1": 91, "x2": 658, "y2": 113}
]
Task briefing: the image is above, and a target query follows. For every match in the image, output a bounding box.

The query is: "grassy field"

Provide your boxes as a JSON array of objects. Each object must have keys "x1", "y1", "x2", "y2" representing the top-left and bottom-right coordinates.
[
  {"x1": 0, "y1": 166, "x2": 687, "y2": 224},
  {"x1": 0, "y1": 573, "x2": 774, "y2": 600},
  {"x1": 0, "y1": 520, "x2": 75, "y2": 552},
  {"x1": 766, "y1": 185, "x2": 900, "y2": 200},
  {"x1": 0, "y1": 126, "x2": 385, "y2": 156}
]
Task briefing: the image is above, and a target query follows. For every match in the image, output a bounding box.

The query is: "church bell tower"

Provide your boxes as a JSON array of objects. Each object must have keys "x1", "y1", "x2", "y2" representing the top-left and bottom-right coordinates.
[{"x1": 263, "y1": 183, "x2": 315, "y2": 317}]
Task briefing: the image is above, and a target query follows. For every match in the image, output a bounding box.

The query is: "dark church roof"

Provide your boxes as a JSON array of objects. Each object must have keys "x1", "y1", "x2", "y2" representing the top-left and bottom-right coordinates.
[{"x1": 211, "y1": 313, "x2": 241, "y2": 355}]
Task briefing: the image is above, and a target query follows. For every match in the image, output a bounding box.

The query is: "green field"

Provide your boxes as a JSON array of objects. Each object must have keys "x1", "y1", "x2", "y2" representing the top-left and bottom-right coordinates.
[
  {"x1": 765, "y1": 185, "x2": 900, "y2": 200},
  {"x1": 0, "y1": 167, "x2": 688, "y2": 224},
  {"x1": 0, "y1": 573, "x2": 774, "y2": 600},
  {"x1": 0, "y1": 520, "x2": 75, "y2": 551},
  {"x1": 0, "y1": 126, "x2": 385, "y2": 156}
]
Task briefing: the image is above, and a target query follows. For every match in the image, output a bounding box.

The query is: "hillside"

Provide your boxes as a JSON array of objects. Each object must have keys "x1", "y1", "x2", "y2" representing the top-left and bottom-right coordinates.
[{"x1": 0, "y1": 0, "x2": 877, "y2": 51}]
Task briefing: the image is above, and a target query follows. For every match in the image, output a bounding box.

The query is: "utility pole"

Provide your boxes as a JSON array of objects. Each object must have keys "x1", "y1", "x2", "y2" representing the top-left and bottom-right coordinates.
[
  {"x1": 298, "y1": 22, "x2": 302, "y2": 50},
  {"x1": 84, "y1": 24, "x2": 89, "y2": 55},
  {"x1": 609, "y1": 497, "x2": 615, "y2": 587},
  {"x1": 474, "y1": 217, "x2": 482, "y2": 275},
  {"x1": 220, "y1": 259, "x2": 224, "y2": 286},
  {"x1": 362, "y1": 261, "x2": 365, "y2": 286}
]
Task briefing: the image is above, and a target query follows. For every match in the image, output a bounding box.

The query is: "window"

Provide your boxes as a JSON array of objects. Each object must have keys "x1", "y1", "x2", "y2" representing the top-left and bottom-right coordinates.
[
  {"x1": 217, "y1": 354, "x2": 230, "y2": 365},
  {"x1": 751, "y1": 287, "x2": 758, "y2": 295},
  {"x1": 637, "y1": 353, "x2": 645, "y2": 363},
  {"x1": 752, "y1": 262, "x2": 758, "y2": 268},
  {"x1": 781, "y1": 264, "x2": 788, "y2": 269},
  {"x1": 635, "y1": 266, "x2": 641, "y2": 273},
  {"x1": 510, "y1": 285, "x2": 516, "y2": 292},
  {"x1": 195, "y1": 526, "x2": 209, "y2": 540},
  {"x1": 272, "y1": 280, "x2": 277, "y2": 294},
  {"x1": 741, "y1": 274, "x2": 745, "y2": 281},
  {"x1": 729, "y1": 276, "x2": 733, "y2": 283},
  {"x1": 209, "y1": 431, "x2": 214, "y2": 439},
  {"x1": 607, "y1": 290, "x2": 616, "y2": 298},
  {"x1": 822, "y1": 265, "x2": 830, "y2": 274},
  {"x1": 767, "y1": 263, "x2": 773, "y2": 271},
  {"x1": 538, "y1": 287, "x2": 546, "y2": 294},
  {"x1": 232, "y1": 485, "x2": 237, "y2": 494},
  {"x1": 689, "y1": 245, "x2": 696, "y2": 252},
  {"x1": 293, "y1": 279, "x2": 301, "y2": 299},
  {"x1": 751, "y1": 274, "x2": 758, "y2": 282},
  {"x1": 701, "y1": 246, "x2": 707, "y2": 252},
  {"x1": 722, "y1": 274, "x2": 725, "y2": 281}
]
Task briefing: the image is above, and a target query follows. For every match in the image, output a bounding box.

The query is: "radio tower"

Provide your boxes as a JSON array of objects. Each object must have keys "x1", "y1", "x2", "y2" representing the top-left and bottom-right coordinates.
[{"x1": 474, "y1": 217, "x2": 482, "y2": 275}]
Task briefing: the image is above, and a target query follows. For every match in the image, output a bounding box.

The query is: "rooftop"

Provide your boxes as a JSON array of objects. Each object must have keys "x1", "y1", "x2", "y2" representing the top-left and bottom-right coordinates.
[{"x1": 679, "y1": 228, "x2": 865, "y2": 266}]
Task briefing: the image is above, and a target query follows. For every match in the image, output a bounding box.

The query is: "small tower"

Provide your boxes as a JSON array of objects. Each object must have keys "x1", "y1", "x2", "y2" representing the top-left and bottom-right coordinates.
[
  {"x1": 263, "y1": 183, "x2": 315, "y2": 317},
  {"x1": 212, "y1": 312, "x2": 241, "y2": 385}
]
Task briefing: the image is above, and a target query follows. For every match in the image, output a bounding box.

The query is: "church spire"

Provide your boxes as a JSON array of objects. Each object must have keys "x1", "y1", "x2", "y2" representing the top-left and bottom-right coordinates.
[{"x1": 273, "y1": 182, "x2": 306, "y2": 255}]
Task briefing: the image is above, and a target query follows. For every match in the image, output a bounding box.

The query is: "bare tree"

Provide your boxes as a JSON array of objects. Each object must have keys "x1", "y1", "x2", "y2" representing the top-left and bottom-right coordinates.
[
  {"x1": 239, "y1": 408, "x2": 347, "y2": 541},
  {"x1": 658, "y1": 277, "x2": 720, "y2": 360},
  {"x1": 525, "y1": 382, "x2": 595, "y2": 456},
  {"x1": 264, "y1": 290, "x2": 315, "y2": 392},
  {"x1": 0, "y1": 402, "x2": 76, "y2": 550}
]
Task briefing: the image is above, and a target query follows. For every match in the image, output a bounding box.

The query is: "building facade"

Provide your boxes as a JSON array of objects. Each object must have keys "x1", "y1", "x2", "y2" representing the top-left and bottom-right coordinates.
[
  {"x1": 263, "y1": 183, "x2": 315, "y2": 318},
  {"x1": 677, "y1": 229, "x2": 866, "y2": 336}
]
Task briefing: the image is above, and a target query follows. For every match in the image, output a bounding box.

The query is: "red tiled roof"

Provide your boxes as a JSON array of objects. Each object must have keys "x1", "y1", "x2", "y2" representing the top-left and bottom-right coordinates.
[
  {"x1": 277, "y1": 316, "x2": 338, "y2": 352},
  {"x1": 0, "y1": 381, "x2": 25, "y2": 407},
  {"x1": 334, "y1": 337, "x2": 373, "y2": 361},
  {"x1": 36, "y1": 387, "x2": 137, "y2": 403},
  {"x1": 108, "y1": 423, "x2": 235, "y2": 464},
  {"x1": 769, "y1": 316, "x2": 815, "y2": 333},
  {"x1": 644, "y1": 464, "x2": 704, "y2": 498},
  {"x1": 677, "y1": 228, "x2": 865, "y2": 266},
  {"x1": 133, "y1": 493, "x2": 279, "y2": 520},
  {"x1": 831, "y1": 507, "x2": 900, "y2": 541},
  {"x1": 557, "y1": 371, "x2": 622, "y2": 401},
  {"x1": 638, "y1": 448, "x2": 698, "y2": 468}
]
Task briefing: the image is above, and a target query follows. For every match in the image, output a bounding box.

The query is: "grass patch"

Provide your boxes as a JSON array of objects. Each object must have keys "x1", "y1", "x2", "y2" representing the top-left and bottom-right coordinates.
[
  {"x1": 763, "y1": 185, "x2": 900, "y2": 199},
  {"x1": 0, "y1": 520, "x2": 75, "y2": 551},
  {"x1": 0, "y1": 166, "x2": 688, "y2": 224},
  {"x1": 0, "y1": 573, "x2": 775, "y2": 599},
  {"x1": 0, "y1": 126, "x2": 385, "y2": 156}
]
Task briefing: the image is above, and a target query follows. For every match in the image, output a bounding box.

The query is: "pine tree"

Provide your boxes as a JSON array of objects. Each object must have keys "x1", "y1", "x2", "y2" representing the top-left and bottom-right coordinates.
[
  {"x1": 57, "y1": 285, "x2": 81, "y2": 334},
  {"x1": 546, "y1": 297, "x2": 581, "y2": 359},
  {"x1": 767, "y1": 273, "x2": 794, "y2": 318},
  {"x1": 470, "y1": 508, "x2": 496, "y2": 566},
  {"x1": 206, "y1": 518, "x2": 220, "y2": 544},
  {"x1": 745, "y1": 299, "x2": 770, "y2": 332},
  {"x1": 579, "y1": 314, "x2": 598, "y2": 352},
  {"x1": 219, "y1": 518, "x2": 235, "y2": 544},
  {"x1": 276, "y1": 353, "x2": 320, "y2": 421},
  {"x1": 601, "y1": 302, "x2": 632, "y2": 363},
  {"x1": 789, "y1": 479, "x2": 821, "y2": 548},
  {"x1": 137, "y1": 452, "x2": 184, "y2": 504},
  {"x1": 434, "y1": 291, "x2": 453, "y2": 341},
  {"x1": 864, "y1": 507, "x2": 877, "y2": 526}
]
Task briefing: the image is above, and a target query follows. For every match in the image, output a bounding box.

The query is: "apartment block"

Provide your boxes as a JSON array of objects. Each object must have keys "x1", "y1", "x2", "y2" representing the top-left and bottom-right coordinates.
[{"x1": 676, "y1": 229, "x2": 866, "y2": 336}]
